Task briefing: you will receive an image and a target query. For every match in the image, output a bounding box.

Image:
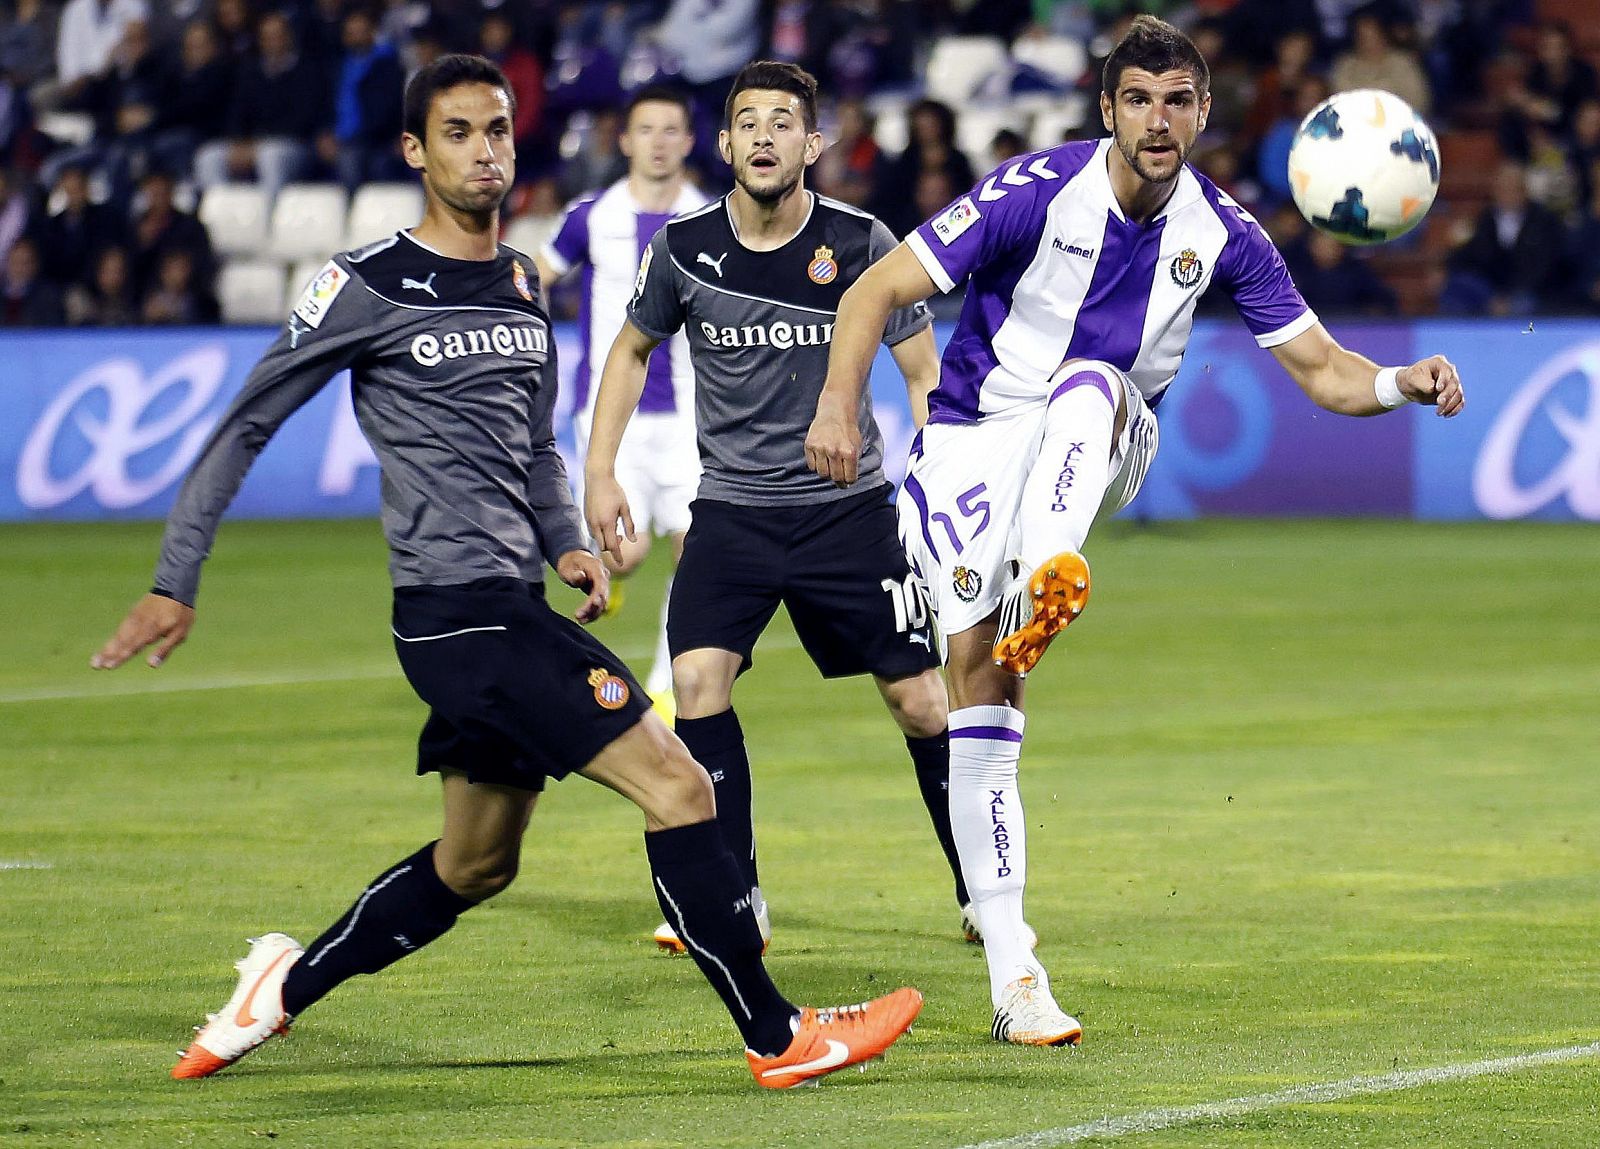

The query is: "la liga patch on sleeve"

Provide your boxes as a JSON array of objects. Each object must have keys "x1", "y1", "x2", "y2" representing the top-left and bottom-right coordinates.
[
  {"x1": 931, "y1": 196, "x2": 981, "y2": 246},
  {"x1": 292, "y1": 261, "x2": 349, "y2": 328}
]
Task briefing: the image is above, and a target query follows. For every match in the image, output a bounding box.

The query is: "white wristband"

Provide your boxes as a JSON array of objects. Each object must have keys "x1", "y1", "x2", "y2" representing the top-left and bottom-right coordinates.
[{"x1": 1374, "y1": 366, "x2": 1409, "y2": 410}]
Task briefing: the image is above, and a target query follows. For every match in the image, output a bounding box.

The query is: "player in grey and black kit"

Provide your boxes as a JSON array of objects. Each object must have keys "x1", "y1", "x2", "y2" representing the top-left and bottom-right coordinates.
[
  {"x1": 585, "y1": 61, "x2": 974, "y2": 953},
  {"x1": 91, "y1": 54, "x2": 921, "y2": 1090}
]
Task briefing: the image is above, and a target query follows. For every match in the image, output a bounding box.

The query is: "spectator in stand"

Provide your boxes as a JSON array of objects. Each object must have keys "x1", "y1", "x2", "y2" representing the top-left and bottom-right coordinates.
[
  {"x1": 65, "y1": 242, "x2": 137, "y2": 325},
  {"x1": 652, "y1": 0, "x2": 759, "y2": 161},
  {"x1": 129, "y1": 166, "x2": 213, "y2": 298},
  {"x1": 1330, "y1": 11, "x2": 1431, "y2": 116},
  {"x1": 1574, "y1": 158, "x2": 1600, "y2": 312},
  {"x1": 1193, "y1": 142, "x2": 1261, "y2": 211},
  {"x1": 1220, "y1": 0, "x2": 1321, "y2": 68},
  {"x1": 478, "y1": 11, "x2": 544, "y2": 153},
  {"x1": 1283, "y1": 229, "x2": 1398, "y2": 316},
  {"x1": 1500, "y1": 20, "x2": 1598, "y2": 162},
  {"x1": 0, "y1": 65, "x2": 43, "y2": 172},
  {"x1": 557, "y1": 105, "x2": 625, "y2": 201},
  {"x1": 40, "y1": 162, "x2": 124, "y2": 289},
  {"x1": 2, "y1": 234, "x2": 64, "y2": 324},
  {"x1": 155, "y1": 18, "x2": 236, "y2": 176},
  {"x1": 315, "y1": 5, "x2": 406, "y2": 189},
  {"x1": 1570, "y1": 99, "x2": 1600, "y2": 217},
  {"x1": 53, "y1": 0, "x2": 147, "y2": 112},
  {"x1": 1, "y1": 0, "x2": 61, "y2": 92},
  {"x1": 210, "y1": 0, "x2": 256, "y2": 63},
  {"x1": 989, "y1": 127, "x2": 1027, "y2": 168},
  {"x1": 1257, "y1": 73, "x2": 1329, "y2": 209},
  {"x1": 1241, "y1": 28, "x2": 1316, "y2": 157},
  {"x1": 0, "y1": 165, "x2": 34, "y2": 269},
  {"x1": 193, "y1": 9, "x2": 325, "y2": 208},
  {"x1": 141, "y1": 246, "x2": 218, "y2": 324},
  {"x1": 877, "y1": 97, "x2": 973, "y2": 237},
  {"x1": 1189, "y1": 18, "x2": 1252, "y2": 144},
  {"x1": 813, "y1": 97, "x2": 883, "y2": 209},
  {"x1": 1440, "y1": 161, "x2": 1570, "y2": 316},
  {"x1": 298, "y1": 0, "x2": 347, "y2": 68}
]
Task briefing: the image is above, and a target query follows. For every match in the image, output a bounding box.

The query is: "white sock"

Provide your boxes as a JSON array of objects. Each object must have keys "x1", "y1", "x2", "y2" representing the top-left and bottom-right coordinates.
[
  {"x1": 948, "y1": 704, "x2": 1041, "y2": 1005},
  {"x1": 1018, "y1": 367, "x2": 1118, "y2": 565},
  {"x1": 645, "y1": 575, "x2": 674, "y2": 698}
]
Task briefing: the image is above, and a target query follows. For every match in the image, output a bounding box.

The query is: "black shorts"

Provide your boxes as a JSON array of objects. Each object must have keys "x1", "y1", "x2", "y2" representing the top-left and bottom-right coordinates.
[
  {"x1": 669, "y1": 486, "x2": 939, "y2": 680},
  {"x1": 392, "y1": 578, "x2": 650, "y2": 791}
]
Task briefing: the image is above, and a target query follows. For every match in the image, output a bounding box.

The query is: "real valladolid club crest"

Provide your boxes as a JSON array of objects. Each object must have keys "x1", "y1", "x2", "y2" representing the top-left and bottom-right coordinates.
[
  {"x1": 807, "y1": 245, "x2": 838, "y2": 284},
  {"x1": 588, "y1": 667, "x2": 629, "y2": 710},
  {"x1": 512, "y1": 260, "x2": 534, "y2": 302},
  {"x1": 1169, "y1": 248, "x2": 1204, "y2": 288},
  {"x1": 951, "y1": 565, "x2": 982, "y2": 603}
]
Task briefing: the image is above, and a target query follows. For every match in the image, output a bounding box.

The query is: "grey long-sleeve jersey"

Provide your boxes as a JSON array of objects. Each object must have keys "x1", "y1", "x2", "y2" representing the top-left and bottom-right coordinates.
[{"x1": 153, "y1": 231, "x2": 587, "y2": 605}]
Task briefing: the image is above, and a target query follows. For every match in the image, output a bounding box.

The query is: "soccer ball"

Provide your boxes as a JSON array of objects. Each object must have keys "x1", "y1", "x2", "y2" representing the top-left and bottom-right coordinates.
[{"x1": 1286, "y1": 89, "x2": 1440, "y2": 245}]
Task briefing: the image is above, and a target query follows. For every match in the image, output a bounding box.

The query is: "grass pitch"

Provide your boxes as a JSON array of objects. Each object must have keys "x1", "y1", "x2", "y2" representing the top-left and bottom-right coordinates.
[{"x1": 3, "y1": 517, "x2": 1598, "y2": 1148}]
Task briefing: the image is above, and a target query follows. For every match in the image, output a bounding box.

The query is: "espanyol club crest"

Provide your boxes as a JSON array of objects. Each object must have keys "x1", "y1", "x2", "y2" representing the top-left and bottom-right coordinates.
[
  {"x1": 807, "y1": 244, "x2": 838, "y2": 284},
  {"x1": 951, "y1": 565, "x2": 982, "y2": 603},
  {"x1": 512, "y1": 259, "x2": 533, "y2": 301},
  {"x1": 588, "y1": 667, "x2": 630, "y2": 710},
  {"x1": 1169, "y1": 248, "x2": 1204, "y2": 288}
]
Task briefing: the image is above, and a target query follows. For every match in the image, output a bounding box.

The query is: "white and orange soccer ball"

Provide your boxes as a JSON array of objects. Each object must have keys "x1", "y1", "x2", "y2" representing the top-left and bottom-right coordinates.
[{"x1": 1286, "y1": 89, "x2": 1440, "y2": 245}]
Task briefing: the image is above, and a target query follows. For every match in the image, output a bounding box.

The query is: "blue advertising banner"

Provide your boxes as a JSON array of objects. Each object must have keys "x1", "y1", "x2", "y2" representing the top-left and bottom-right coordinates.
[{"x1": 2, "y1": 320, "x2": 1597, "y2": 522}]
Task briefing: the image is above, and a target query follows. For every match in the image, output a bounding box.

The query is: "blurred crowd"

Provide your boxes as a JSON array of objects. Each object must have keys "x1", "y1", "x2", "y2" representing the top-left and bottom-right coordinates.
[{"x1": 2, "y1": 0, "x2": 1598, "y2": 327}]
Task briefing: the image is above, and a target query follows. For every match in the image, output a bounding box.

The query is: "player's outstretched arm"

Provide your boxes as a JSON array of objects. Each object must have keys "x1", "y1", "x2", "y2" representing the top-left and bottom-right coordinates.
[
  {"x1": 585, "y1": 319, "x2": 660, "y2": 562},
  {"x1": 808, "y1": 244, "x2": 939, "y2": 484},
  {"x1": 91, "y1": 593, "x2": 195, "y2": 670},
  {"x1": 1271, "y1": 322, "x2": 1464, "y2": 417},
  {"x1": 554, "y1": 549, "x2": 611, "y2": 624},
  {"x1": 889, "y1": 326, "x2": 941, "y2": 430}
]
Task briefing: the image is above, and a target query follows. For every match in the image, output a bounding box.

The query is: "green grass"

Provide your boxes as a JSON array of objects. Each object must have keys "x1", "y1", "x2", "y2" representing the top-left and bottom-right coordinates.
[{"x1": 2, "y1": 518, "x2": 1598, "y2": 1148}]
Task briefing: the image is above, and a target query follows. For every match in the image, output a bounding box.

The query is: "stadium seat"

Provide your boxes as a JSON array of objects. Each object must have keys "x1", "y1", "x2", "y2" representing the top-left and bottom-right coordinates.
[
  {"x1": 503, "y1": 214, "x2": 558, "y2": 260},
  {"x1": 956, "y1": 105, "x2": 1026, "y2": 172},
  {"x1": 925, "y1": 36, "x2": 1009, "y2": 104},
  {"x1": 345, "y1": 182, "x2": 424, "y2": 249},
  {"x1": 37, "y1": 110, "x2": 94, "y2": 147},
  {"x1": 1029, "y1": 97, "x2": 1091, "y2": 150},
  {"x1": 268, "y1": 183, "x2": 349, "y2": 262},
  {"x1": 198, "y1": 184, "x2": 270, "y2": 259},
  {"x1": 218, "y1": 259, "x2": 288, "y2": 325},
  {"x1": 1010, "y1": 35, "x2": 1089, "y2": 88},
  {"x1": 869, "y1": 100, "x2": 910, "y2": 156}
]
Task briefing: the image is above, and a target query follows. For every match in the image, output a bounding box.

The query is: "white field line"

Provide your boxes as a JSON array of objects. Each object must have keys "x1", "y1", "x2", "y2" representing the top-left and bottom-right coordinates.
[
  {"x1": 0, "y1": 636, "x2": 804, "y2": 705},
  {"x1": 959, "y1": 1041, "x2": 1600, "y2": 1149},
  {"x1": 0, "y1": 861, "x2": 54, "y2": 870}
]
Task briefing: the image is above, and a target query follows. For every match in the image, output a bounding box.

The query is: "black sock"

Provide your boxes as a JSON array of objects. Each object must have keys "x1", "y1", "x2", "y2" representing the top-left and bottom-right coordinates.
[
  {"x1": 675, "y1": 709, "x2": 758, "y2": 889},
  {"x1": 646, "y1": 820, "x2": 795, "y2": 1057},
  {"x1": 280, "y1": 841, "x2": 475, "y2": 1017},
  {"x1": 906, "y1": 730, "x2": 969, "y2": 907}
]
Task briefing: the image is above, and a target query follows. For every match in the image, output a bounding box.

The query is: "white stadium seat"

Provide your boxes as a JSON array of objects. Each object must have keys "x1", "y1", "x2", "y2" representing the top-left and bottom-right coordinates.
[
  {"x1": 284, "y1": 258, "x2": 330, "y2": 312},
  {"x1": 218, "y1": 259, "x2": 288, "y2": 325},
  {"x1": 268, "y1": 183, "x2": 348, "y2": 262},
  {"x1": 199, "y1": 184, "x2": 270, "y2": 258},
  {"x1": 956, "y1": 105, "x2": 1025, "y2": 171},
  {"x1": 1029, "y1": 96, "x2": 1091, "y2": 150},
  {"x1": 924, "y1": 36, "x2": 1009, "y2": 104},
  {"x1": 344, "y1": 182, "x2": 424, "y2": 248},
  {"x1": 1011, "y1": 34, "x2": 1089, "y2": 87}
]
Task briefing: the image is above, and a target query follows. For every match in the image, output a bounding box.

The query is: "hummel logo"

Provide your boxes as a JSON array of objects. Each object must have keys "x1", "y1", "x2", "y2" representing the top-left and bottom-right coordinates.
[
  {"x1": 760, "y1": 1038, "x2": 850, "y2": 1079},
  {"x1": 402, "y1": 272, "x2": 438, "y2": 298},
  {"x1": 1052, "y1": 238, "x2": 1094, "y2": 259},
  {"x1": 287, "y1": 314, "x2": 309, "y2": 349},
  {"x1": 697, "y1": 251, "x2": 728, "y2": 277}
]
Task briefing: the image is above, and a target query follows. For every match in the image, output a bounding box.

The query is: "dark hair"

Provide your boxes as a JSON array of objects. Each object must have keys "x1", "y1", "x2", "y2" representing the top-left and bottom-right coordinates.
[
  {"x1": 723, "y1": 60, "x2": 818, "y2": 130},
  {"x1": 626, "y1": 84, "x2": 693, "y2": 128},
  {"x1": 1101, "y1": 15, "x2": 1209, "y2": 99},
  {"x1": 909, "y1": 98, "x2": 958, "y2": 147},
  {"x1": 403, "y1": 53, "x2": 515, "y2": 141}
]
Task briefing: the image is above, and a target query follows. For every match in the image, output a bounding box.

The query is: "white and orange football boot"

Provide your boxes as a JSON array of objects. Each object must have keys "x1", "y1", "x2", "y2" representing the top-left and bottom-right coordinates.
[
  {"x1": 991, "y1": 974, "x2": 1082, "y2": 1047},
  {"x1": 992, "y1": 552, "x2": 1091, "y2": 677},
  {"x1": 747, "y1": 987, "x2": 924, "y2": 1089},
  {"x1": 171, "y1": 932, "x2": 303, "y2": 1079}
]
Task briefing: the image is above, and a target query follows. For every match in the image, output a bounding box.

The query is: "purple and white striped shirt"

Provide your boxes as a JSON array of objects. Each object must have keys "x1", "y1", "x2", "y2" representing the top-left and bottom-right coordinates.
[
  {"x1": 906, "y1": 138, "x2": 1315, "y2": 424},
  {"x1": 542, "y1": 179, "x2": 709, "y2": 417}
]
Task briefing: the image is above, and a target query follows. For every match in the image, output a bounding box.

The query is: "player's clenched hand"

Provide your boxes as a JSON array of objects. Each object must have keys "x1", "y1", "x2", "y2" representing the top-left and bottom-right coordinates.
[
  {"x1": 804, "y1": 394, "x2": 861, "y2": 486},
  {"x1": 583, "y1": 474, "x2": 635, "y2": 566},
  {"x1": 91, "y1": 593, "x2": 195, "y2": 670},
  {"x1": 556, "y1": 549, "x2": 610, "y2": 624},
  {"x1": 1400, "y1": 355, "x2": 1464, "y2": 417}
]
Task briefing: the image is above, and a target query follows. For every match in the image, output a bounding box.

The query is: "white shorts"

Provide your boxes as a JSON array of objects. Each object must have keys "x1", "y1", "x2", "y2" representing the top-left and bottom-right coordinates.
[
  {"x1": 574, "y1": 409, "x2": 700, "y2": 537},
  {"x1": 896, "y1": 363, "x2": 1158, "y2": 638}
]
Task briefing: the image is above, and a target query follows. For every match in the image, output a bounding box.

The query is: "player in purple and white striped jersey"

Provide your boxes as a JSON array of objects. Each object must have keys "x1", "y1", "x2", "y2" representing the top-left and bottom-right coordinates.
[
  {"x1": 535, "y1": 87, "x2": 709, "y2": 712},
  {"x1": 808, "y1": 16, "x2": 1465, "y2": 1047}
]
